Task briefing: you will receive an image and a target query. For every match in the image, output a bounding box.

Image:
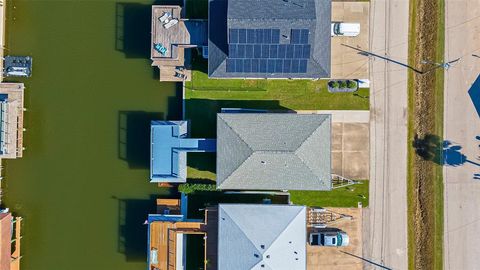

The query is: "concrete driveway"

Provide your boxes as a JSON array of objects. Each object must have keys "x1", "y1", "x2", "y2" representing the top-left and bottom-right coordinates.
[
  {"x1": 331, "y1": 2, "x2": 370, "y2": 79},
  {"x1": 297, "y1": 110, "x2": 369, "y2": 180},
  {"x1": 307, "y1": 207, "x2": 363, "y2": 270},
  {"x1": 332, "y1": 122, "x2": 369, "y2": 180},
  {"x1": 443, "y1": 0, "x2": 480, "y2": 269}
]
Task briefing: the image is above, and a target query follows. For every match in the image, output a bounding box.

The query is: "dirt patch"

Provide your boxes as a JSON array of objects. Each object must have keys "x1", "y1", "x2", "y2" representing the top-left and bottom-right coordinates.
[{"x1": 409, "y1": 0, "x2": 443, "y2": 269}]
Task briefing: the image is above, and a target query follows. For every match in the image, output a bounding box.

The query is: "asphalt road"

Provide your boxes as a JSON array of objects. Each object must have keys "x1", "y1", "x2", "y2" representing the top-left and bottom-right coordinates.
[
  {"x1": 443, "y1": 0, "x2": 480, "y2": 269},
  {"x1": 363, "y1": 0, "x2": 409, "y2": 269}
]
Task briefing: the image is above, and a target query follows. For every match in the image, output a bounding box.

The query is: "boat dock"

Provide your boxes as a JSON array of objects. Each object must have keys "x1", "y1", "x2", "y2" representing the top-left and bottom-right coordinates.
[
  {"x1": 150, "y1": 5, "x2": 207, "y2": 82},
  {"x1": 10, "y1": 217, "x2": 22, "y2": 270},
  {"x1": 0, "y1": 213, "x2": 22, "y2": 270},
  {"x1": 0, "y1": 83, "x2": 25, "y2": 159},
  {"x1": 0, "y1": 0, "x2": 6, "y2": 82}
]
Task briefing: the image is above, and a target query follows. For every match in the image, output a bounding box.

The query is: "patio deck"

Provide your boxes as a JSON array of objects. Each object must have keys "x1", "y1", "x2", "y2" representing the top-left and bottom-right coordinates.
[
  {"x1": 150, "y1": 5, "x2": 207, "y2": 81},
  {"x1": 149, "y1": 220, "x2": 205, "y2": 270},
  {"x1": 151, "y1": 5, "x2": 189, "y2": 60}
]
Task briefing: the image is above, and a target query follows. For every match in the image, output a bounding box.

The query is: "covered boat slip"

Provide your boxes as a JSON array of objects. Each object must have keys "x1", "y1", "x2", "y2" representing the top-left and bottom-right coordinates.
[
  {"x1": 147, "y1": 199, "x2": 206, "y2": 270},
  {"x1": 0, "y1": 83, "x2": 24, "y2": 159},
  {"x1": 150, "y1": 121, "x2": 216, "y2": 182}
]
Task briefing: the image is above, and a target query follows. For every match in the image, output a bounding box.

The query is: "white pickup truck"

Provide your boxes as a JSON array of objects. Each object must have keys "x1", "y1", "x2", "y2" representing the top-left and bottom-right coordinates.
[{"x1": 331, "y1": 22, "x2": 361, "y2": 37}]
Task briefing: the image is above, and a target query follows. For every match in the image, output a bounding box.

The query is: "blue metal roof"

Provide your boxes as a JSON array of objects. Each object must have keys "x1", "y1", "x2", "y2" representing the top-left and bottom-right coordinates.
[{"x1": 150, "y1": 121, "x2": 216, "y2": 183}]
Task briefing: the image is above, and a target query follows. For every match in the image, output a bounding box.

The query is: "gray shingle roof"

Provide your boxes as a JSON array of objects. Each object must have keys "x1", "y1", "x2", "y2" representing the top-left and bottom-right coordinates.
[
  {"x1": 216, "y1": 113, "x2": 332, "y2": 190},
  {"x1": 208, "y1": 0, "x2": 331, "y2": 79},
  {"x1": 217, "y1": 204, "x2": 307, "y2": 270}
]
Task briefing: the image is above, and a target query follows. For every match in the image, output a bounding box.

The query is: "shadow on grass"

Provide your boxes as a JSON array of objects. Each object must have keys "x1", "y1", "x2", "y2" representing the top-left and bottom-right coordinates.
[
  {"x1": 412, "y1": 134, "x2": 480, "y2": 167},
  {"x1": 187, "y1": 152, "x2": 216, "y2": 174},
  {"x1": 185, "y1": 99, "x2": 287, "y2": 138},
  {"x1": 186, "y1": 192, "x2": 290, "y2": 219},
  {"x1": 412, "y1": 134, "x2": 443, "y2": 164}
]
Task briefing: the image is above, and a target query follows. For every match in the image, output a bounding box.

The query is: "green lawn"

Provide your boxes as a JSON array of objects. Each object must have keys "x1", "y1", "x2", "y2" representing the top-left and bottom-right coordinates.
[
  {"x1": 185, "y1": 54, "x2": 370, "y2": 111},
  {"x1": 183, "y1": 53, "x2": 370, "y2": 208},
  {"x1": 184, "y1": 52, "x2": 369, "y2": 141},
  {"x1": 290, "y1": 180, "x2": 369, "y2": 208}
]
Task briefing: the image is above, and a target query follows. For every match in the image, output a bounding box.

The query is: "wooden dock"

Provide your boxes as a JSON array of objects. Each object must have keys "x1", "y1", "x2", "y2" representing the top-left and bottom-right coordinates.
[
  {"x1": 148, "y1": 198, "x2": 207, "y2": 270},
  {"x1": 149, "y1": 220, "x2": 205, "y2": 270},
  {"x1": 0, "y1": 83, "x2": 25, "y2": 159},
  {"x1": 10, "y1": 217, "x2": 21, "y2": 270}
]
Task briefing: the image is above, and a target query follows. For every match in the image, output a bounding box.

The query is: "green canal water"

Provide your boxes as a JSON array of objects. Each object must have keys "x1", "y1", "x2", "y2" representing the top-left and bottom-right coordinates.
[{"x1": 2, "y1": 0, "x2": 182, "y2": 269}]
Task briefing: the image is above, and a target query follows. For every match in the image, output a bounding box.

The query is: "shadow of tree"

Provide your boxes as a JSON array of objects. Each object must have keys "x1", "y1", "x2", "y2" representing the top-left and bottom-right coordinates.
[
  {"x1": 443, "y1": 141, "x2": 467, "y2": 167},
  {"x1": 412, "y1": 134, "x2": 480, "y2": 167}
]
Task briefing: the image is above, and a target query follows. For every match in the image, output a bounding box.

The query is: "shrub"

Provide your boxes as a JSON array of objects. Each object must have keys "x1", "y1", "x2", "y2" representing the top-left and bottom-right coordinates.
[
  {"x1": 346, "y1": 80, "x2": 357, "y2": 89},
  {"x1": 329, "y1": 80, "x2": 340, "y2": 88},
  {"x1": 339, "y1": 80, "x2": 348, "y2": 88},
  {"x1": 178, "y1": 183, "x2": 217, "y2": 194}
]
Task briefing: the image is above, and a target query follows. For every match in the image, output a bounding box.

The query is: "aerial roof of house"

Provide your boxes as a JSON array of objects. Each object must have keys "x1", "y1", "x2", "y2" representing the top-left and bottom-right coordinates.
[
  {"x1": 216, "y1": 113, "x2": 331, "y2": 190},
  {"x1": 208, "y1": 0, "x2": 331, "y2": 79},
  {"x1": 217, "y1": 204, "x2": 307, "y2": 270},
  {"x1": 150, "y1": 121, "x2": 216, "y2": 183}
]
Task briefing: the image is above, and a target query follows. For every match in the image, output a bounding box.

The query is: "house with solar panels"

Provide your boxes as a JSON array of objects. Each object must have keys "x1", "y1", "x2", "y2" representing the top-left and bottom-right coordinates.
[
  {"x1": 150, "y1": 121, "x2": 216, "y2": 183},
  {"x1": 208, "y1": 0, "x2": 331, "y2": 78}
]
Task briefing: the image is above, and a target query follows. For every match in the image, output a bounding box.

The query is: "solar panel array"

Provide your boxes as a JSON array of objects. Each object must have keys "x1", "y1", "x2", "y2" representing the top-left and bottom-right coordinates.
[{"x1": 226, "y1": 28, "x2": 311, "y2": 74}]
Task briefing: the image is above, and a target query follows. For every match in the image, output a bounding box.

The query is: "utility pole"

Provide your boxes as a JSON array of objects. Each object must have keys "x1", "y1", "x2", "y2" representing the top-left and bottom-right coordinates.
[{"x1": 421, "y1": 57, "x2": 461, "y2": 73}]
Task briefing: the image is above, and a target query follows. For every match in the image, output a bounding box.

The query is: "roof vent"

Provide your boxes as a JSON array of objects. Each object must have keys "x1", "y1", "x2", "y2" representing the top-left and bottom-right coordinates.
[
  {"x1": 254, "y1": 253, "x2": 259, "y2": 258},
  {"x1": 261, "y1": 244, "x2": 265, "y2": 249},
  {"x1": 261, "y1": 161, "x2": 266, "y2": 165}
]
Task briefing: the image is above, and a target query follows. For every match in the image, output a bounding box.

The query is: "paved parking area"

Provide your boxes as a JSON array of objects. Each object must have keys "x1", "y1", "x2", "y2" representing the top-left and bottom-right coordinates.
[
  {"x1": 307, "y1": 207, "x2": 363, "y2": 270},
  {"x1": 297, "y1": 110, "x2": 370, "y2": 180},
  {"x1": 332, "y1": 122, "x2": 369, "y2": 179},
  {"x1": 331, "y1": 2, "x2": 370, "y2": 79}
]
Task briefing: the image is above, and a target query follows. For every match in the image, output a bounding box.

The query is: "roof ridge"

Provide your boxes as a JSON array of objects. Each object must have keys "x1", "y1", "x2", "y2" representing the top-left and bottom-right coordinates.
[
  {"x1": 219, "y1": 114, "x2": 254, "y2": 151},
  {"x1": 261, "y1": 207, "x2": 306, "y2": 268},
  {"x1": 221, "y1": 206, "x2": 262, "y2": 268},
  {"x1": 294, "y1": 116, "x2": 328, "y2": 179},
  {"x1": 217, "y1": 115, "x2": 254, "y2": 186},
  {"x1": 294, "y1": 115, "x2": 328, "y2": 152},
  {"x1": 219, "y1": 152, "x2": 255, "y2": 188}
]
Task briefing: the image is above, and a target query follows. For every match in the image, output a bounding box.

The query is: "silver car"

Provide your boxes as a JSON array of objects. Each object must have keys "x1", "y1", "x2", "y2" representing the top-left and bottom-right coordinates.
[{"x1": 309, "y1": 230, "x2": 350, "y2": 247}]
